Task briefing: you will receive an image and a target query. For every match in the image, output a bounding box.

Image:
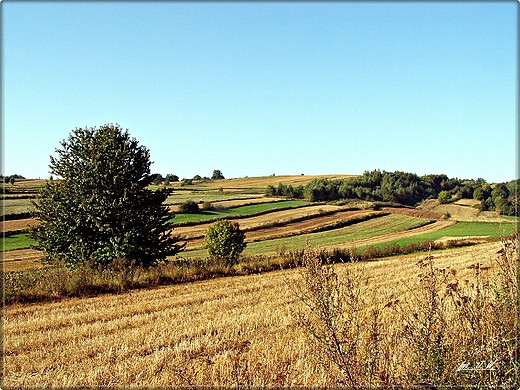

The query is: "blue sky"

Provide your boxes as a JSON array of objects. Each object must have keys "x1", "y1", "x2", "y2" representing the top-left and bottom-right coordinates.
[{"x1": 3, "y1": 2, "x2": 517, "y2": 183}]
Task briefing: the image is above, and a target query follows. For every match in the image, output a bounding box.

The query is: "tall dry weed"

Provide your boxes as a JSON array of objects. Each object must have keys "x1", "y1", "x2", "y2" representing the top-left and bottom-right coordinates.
[
  {"x1": 290, "y1": 234, "x2": 519, "y2": 387},
  {"x1": 289, "y1": 247, "x2": 398, "y2": 386}
]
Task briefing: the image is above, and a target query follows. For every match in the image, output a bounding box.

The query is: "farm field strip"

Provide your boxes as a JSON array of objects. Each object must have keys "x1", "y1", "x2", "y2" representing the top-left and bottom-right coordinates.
[
  {"x1": 335, "y1": 219, "x2": 456, "y2": 250},
  {"x1": 365, "y1": 220, "x2": 517, "y2": 250},
  {"x1": 169, "y1": 200, "x2": 311, "y2": 225},
  {"x1": 182, "y1": 209, "x2": 379, "y2": 250},
  {"x1": 182, "y1": 214, "x2": 432, "y2": 258},
  {"x1": 167, "y1": 196, "x2": 282, "y2": 211},
  {"x1": 3, "y1": 242, "x2": 502, "y2": 387},
  {"x1": 1, "y1": 218, "x2": 38, "y2": 234},
  {"x1": 184, "y1": 174, "x2": 356, "y2": 189},
  {"x1": 165, "y1": 192, "x2": 263, "y2": 206},
  {"x1": 173, "y1": 204, "x2": 345, "y2": 240},
  {"x1": 3, "y1": 233, "x2": 38, "y2": 252},
  {"x1": 1, "y1": 198, "x2": 35, "y2": 216}
]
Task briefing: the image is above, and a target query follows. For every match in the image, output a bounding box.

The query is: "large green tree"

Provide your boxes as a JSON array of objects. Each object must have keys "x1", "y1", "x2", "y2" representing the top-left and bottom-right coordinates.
[{"x1": 30, "y1": 124, "x2": 185, "y2": 268}]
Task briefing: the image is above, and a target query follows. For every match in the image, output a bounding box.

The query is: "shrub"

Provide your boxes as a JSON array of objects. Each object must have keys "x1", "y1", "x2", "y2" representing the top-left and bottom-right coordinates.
[
  {"x1": 204, "y1": 220, "x2": 246, "y2": 266},
  {"x1": 289, "y1": 236, "x2": 519, "y2": 387},
  {"x1": 438, "y1": 190, "x2": 452, "y2": 204},
  {"x1": 178, "y1": 200, "x2": 200, "y2": 213}
]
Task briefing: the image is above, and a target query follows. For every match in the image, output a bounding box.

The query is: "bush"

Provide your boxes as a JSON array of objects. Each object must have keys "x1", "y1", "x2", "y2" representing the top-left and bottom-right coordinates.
[
  {"x1": 178, "y1": 200, "x2": 200, "y2": 213},
  {"x1": 438, "y1": 190, "x2": 452, "y2": 204},
  {"x1": 204, "y1": 220, "x2": 246, "y2": 266}
]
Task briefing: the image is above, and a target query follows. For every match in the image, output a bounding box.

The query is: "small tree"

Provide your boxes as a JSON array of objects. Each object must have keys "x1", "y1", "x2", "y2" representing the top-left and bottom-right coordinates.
[
  {"x1": 178, "y1": 200, "x2": 200, "y2": 213},
  {"x1": 204, "y1": 220, "x2": 246, "y2": 265},
  {"x1": 151, "y1": 173, "x2": 164, "y2": 185},
  {"x1": 438, "y1": 190, "x2": 452, "y2": 204},
  {"x1": 212, "y1": 170, "x2": 225, "y2": 180},
  {"x1": 30, "y1": 124, "x2": 185, "y2": 268}
]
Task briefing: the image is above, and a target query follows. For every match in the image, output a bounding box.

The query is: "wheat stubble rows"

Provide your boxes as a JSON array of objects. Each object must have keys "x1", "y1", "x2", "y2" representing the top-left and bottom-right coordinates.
[{"x1": 4, "y1": 242, "x2": 500, "y2": 387}]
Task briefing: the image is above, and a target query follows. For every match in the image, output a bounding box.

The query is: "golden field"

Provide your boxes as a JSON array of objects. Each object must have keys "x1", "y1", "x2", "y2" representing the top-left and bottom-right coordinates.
[{"x1": 4, "y1": 240, "x2": 516, "y2": 387}]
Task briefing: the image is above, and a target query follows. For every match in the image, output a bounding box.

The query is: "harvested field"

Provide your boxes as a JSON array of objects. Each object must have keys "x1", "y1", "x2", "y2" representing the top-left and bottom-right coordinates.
[
  {"x1": 1, "y1": 198, "x2": 35, "y2": 216},
  {"x1": 380, "y1": 206, "x2": 442, "y2": 220},
  {"x1": 1, "y1": 218, "x2": 38, "y2": 233},
  {"x1": 418, "y1": 199, "x2": 506, "y2": 222},
  {"x1": 3, "y1": 242, "x2": 505, "y2": 387},
  {"x1": 1, "y1": 249, "x2": 44, "y2": 272},
  {"x1": 192, "y1": 174, "x2": 355, "y2": 189}
]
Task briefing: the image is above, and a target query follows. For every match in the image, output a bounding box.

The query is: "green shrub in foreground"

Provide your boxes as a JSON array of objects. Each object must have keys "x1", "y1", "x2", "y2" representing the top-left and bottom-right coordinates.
[{"x1": 204, "y1": 220, "x2": 246, "y2": 266}]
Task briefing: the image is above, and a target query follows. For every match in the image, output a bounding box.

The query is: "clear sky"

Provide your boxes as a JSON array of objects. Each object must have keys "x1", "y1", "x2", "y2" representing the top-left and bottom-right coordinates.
[{"x1": 3, "y1": 1, "x2": 518, "y2": 183}]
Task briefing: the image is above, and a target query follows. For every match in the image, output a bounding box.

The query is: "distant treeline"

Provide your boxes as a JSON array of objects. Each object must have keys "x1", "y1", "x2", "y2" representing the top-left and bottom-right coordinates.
[
  {"x1": 266, "y1": 170, "x2": 519, "y2": 216},
  {"x1": 1, "y1": 174, "x2": 26, "y2": 184}
]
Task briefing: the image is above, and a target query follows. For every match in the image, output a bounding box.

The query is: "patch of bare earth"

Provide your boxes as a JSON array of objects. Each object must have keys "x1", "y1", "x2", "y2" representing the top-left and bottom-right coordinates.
[{"x1": 1, "y1": 218, "x2": 38, "y2": 233}]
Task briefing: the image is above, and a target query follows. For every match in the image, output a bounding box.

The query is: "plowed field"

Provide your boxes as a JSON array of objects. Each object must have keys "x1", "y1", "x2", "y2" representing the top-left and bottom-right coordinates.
[{"x1": 1, "y1": 218, "x2": 38, "y2": 233}]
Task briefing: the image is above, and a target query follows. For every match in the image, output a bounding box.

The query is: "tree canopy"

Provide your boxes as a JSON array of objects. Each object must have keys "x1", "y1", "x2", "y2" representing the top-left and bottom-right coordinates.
[{"x1": 30, "y1": 124, "x2": 185, "y2": 268}]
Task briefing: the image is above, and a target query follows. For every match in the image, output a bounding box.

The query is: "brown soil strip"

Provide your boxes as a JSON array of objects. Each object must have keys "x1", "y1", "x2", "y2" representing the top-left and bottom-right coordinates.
[{"x1": 2, "y1": 218, "x2": 38, "y2": 233}]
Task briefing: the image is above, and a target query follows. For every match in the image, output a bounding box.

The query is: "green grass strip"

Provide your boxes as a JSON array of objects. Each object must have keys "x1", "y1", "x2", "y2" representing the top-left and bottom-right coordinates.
[
  {"x1": 170, "y1": 200, "x2": 310, "y2": 225},
  {"x1": 365, "y1": 221, "x2": 517, "y2": 250},
  {"x1": 3, "y1": 233, "x2": 37, "y2": 251}
]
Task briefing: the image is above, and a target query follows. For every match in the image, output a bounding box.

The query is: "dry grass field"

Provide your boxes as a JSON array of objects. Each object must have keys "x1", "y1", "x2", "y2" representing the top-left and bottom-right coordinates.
[
  {"x1": 419, "y1": 198, "x2": 506, "y2": 222},
  {"x1": 4, "y1": 240, "x2": 515, "y2": 387},
  {"x1": 193, "y1": 174, "x2": 355, "y2": 189}
]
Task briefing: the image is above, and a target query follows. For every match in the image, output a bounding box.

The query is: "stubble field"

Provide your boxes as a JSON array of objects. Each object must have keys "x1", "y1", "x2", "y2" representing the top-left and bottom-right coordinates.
[{"x1": 4, "y1": 241, "x2": 507, "y2": 387}]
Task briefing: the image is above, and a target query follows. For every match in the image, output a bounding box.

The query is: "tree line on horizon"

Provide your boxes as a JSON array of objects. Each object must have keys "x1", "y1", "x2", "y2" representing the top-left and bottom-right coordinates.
[
  {"x1": 267, "y1": 169, "x2": 519, "y2": 216},
  {"x1": 150, "y1": 170, "x2": 225, "y2": 186}
]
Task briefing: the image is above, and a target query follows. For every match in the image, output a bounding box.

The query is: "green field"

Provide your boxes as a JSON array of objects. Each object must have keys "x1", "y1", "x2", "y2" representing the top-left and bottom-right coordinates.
[
  {"x1": 3, "y1": 233, "x2": 37, "y2": 252},
  {"x1": 170, "y1": 200, "x2": 311, "y2": 225},
  {"x1": 366, "y1": 221, "x2": 517, "y2": 250},
  {"x1": 181, "y1": 214, "x2": 430, "y2": 258}
]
